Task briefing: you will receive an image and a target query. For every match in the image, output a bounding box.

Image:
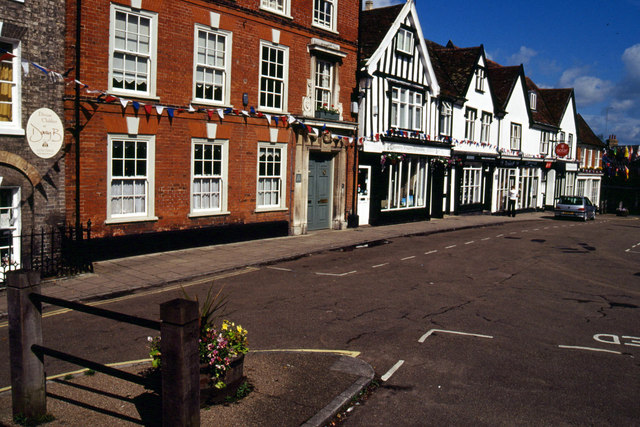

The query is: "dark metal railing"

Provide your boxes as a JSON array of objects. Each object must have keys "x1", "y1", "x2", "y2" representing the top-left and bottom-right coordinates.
[{"x1": 0, "y1": 221, "x2": 93, "y2": 289}]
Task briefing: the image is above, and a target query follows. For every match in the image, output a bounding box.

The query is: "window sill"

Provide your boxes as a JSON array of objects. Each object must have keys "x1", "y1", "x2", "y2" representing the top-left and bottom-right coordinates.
[
  {"x1": 0, "y1": 127, "x2": 26, "y2": 136},
  {"x1": 188, "y1": 211, "x2": 230, "y2": 218},
  {"x1": 259, "y1": 6, "x2": 293, "y2": 19},
  {"x1": 105, "y1": 215, "x2": 159, "y2": 225},
  {"x1": 311, "y1": 23, "x2": 338, "y2": 35},
  {"x1": 107, "y1": 90, "x2": 160, "y2": 102},
  {"x1": 255, "y1": 207, "x2": 288, "y2": 213},
  {"x1": 190, "y1": 100, "x2": 233, "y2": 109}
]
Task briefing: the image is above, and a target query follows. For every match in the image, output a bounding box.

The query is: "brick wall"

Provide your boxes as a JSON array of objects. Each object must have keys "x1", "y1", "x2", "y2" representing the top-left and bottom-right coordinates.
[
  {"x1": 0, "y1": 0, "x2": 66, "y2": 233},
  {"x1": 64, "y1": 0, "x2": 359, "y2": 239}
]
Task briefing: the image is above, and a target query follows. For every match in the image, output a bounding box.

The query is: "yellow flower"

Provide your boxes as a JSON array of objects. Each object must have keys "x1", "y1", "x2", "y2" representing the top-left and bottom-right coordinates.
[{"x1": 222, "y1": 322, "x2": 228, "y2": 331}]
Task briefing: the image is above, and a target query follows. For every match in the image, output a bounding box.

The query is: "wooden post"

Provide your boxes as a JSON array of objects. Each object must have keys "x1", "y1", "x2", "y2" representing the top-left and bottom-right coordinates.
[
  {"x1": 160, "y1": 298, "x2": 200, "y2": 427},
  {"x1": 7, "y1": 270, "x2": 46, "y2": 419}
]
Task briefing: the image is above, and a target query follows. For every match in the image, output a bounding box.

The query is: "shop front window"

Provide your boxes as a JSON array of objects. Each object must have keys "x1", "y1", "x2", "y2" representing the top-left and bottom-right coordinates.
[{"x1": 381, "y1": 155, "x2": 427, "y2": 211}]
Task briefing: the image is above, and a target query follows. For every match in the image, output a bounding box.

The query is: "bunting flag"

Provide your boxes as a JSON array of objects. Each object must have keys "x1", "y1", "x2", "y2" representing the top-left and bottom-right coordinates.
[
  {"x1": 241, "y1": 110, "x2": 250, "y2": 117},
  {"x1": 132, "y1": 101, "x2": 140, "y2": 113},
  {"x1": 274, "y1": 116, "x2": 279, "y2": 126},
  {"x1": 144, "y1": 104, "x2": 152, "y2": 115},
  {"x1": 21, "y1": 61, "x2": 29, "y2": 76},
  {"x1": 217, "y1": 109, "x2": 224, "y2": 120},
  {"x1": 167, "y1": 108, "x2": 174, "y2": 119},
  {"x1": 104, "y1": 95, "x2": 117, "y2": 103},
  {"x1": 287, "y1": 115, "x2": 297, "y2": 125},
  {"x1": 188, "y1": 104, "x2": 195, "y2": 113},
  {"x1": 250, "y1": 106, "x2": 256, "y2": 115},
  {"x1": 265, "y1": 114, "x2": 271, "y2": 125},
  {"x1": 155, "y1": 105, "x2": 164, "y2": 115},
  {"x1": 120, "y1": 98, "x2": 129, "y2": 109},
  {"x1": 0, "y1": 52, "x2": 15, "y2": 61},
  {"x1": 207, "y1": 109, "x2": 213, "y2": 120}
]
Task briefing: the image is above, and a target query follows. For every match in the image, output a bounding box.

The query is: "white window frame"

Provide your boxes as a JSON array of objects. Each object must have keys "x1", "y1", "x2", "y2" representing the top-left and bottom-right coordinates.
[
  {"x1": 315, "y1": 59, "x2": 334, "y2": 112},
  {"x1": 313, "y1": 0, "x2": 336, "y2": 31},
  {"x1": 540, "y1": 131, "x2": 550, "y2": 155},
  {"x1": 475, "y1": 67, "x2": 485, "y2": 92},
  {"x1": 190, "y1": 139, "x2": 229, "y2": 216},
  {"x1": 439, "y1": 101, "x2": 452, "y2": 136},
  {"x1": 108, "y1": 4, "x2": 158, "y2": 98},
  {"x1": 465, "y1": 108, "x2": 477, "y2": 141},
  {"x1": 260, "y1": 0, "x2": 291, "y2": 18},
  {"x1": 461, "y1": 166, "x2": 482, "y2": 205},
  {"x1": 480, "y1": 112, "x2": 491, "y2": 143},
  {"x1": 381, "y1": 156, "x2": 428, "y2": 211},
  {"x1": 259, "y1": 41, "x2": 289, "y2": 113},
  {"x1": 107, "y1": 134, "x2": 156, "y2": 223},
  {"x1": 396, "y1": 28, "x2": 414, "y2": 55},
  {"x1": 256, "y1": 142, "x2": 287, "y2": 211},
  {"x1": 510, "y1": 122, "x2": 521, "y2": 150},
  {"x1": 0, "y1": 38, "x2": 23, "y2": 135},
  {"x1": 529, "y1": 91, "x2": 537, "y2": 110},
  {"x1": 391, "y1": 87, "x2": 422, "y2": 131},
  {"x1": 567, "y1": 133, "x2": 573, "y2": 158},
  {"x1": 0, "y1": 187, "x2": 21, "y2": 282},
  {"x1": 192, "y1": 25, "x2": 232, "y2": 106}
]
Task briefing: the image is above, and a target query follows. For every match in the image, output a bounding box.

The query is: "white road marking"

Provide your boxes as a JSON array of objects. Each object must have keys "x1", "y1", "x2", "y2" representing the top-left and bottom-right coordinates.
[
  {"x1": 496, "y1": 234, "x2": 504, "y2": 237},
  {"x1": 509, "y1": 231, "x2": 517, "y2": 234},
  {"x1": 372, "y1": 263, "x2": 389, "y2": 268},
  {"x1": 315, "y1": 270, "x2": 357, "y2": 277},
  {"x1": 381, "y1": 360, "x2": 405, "y2": 382},
  {"x1": 267, "y1": 266, "x2": 292, "y2": 272},
  {"x1": 401, "y1": 256, "x2": 416, "y2": 261},
  {"x1": 532, "y1": 228, "x2": 540, "y2": 231},
  {"x1": 558, "y1": 345, "x2": 621, "y2": 355},
  {"x1": 424, "y1": 250, "x2": 438, "y2": 255},
  {"x1": 418, "y1": 328, "x2": 494, "y2": 343},
  {"x1": 481, "y1": 237, "x2": 491, "y2": 241},
  {"x1": 465, "y1": 241, "x2": 475, "y2": 245},
  {"x1": 522, "y1": 229, "x2": 529, "y2": 232},
  {"x1": 445, "y1": 245, "x2": 457, "y2": 249}
]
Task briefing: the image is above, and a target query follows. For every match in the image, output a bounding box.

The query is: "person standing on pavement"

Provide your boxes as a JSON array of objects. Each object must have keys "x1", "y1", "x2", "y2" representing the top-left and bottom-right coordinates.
[{"x1": 508, "y1": 185, "x2": 518, "y2": 217}]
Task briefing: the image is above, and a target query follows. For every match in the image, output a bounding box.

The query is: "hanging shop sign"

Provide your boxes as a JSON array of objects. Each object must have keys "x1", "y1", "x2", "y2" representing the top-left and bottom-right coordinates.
[
  {"x1": 27, "y1": 108, "x2": 64, "y2": 159},
  {"x1": 555, "y1": 142, "x2": 570, "y2": 157}
]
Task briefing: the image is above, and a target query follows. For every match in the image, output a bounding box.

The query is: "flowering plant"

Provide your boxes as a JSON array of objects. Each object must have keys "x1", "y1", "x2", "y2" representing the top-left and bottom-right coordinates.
[
  {"x1": 200, "y1": 320, "x2": 249, "y2": 389},
  {"x1": 317, "y1": 103, "x2": 340, "y2": 114},
  {"x1": 147, "y1": 286, "x2": 249, "y2": 389}
]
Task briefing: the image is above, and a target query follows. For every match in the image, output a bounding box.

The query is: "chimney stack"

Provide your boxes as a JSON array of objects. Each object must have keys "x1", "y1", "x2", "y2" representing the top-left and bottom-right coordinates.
[{"x1": 365, "y1": 0, "x2": 373, "y2": 10}]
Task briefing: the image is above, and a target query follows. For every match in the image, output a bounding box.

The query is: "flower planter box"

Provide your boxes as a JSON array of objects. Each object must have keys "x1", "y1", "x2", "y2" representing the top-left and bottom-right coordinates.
[
  {"x1": 315, "y1": 110, "x2": 339, "y2": 120},
  {"x1": 200, "y1": 353, "x2": 245, "y2": 405}
]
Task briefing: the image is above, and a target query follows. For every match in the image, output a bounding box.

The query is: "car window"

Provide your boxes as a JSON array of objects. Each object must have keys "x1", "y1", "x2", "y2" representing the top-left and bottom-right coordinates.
[{"x1": 558, "y1": 197, "x2": 581, "y2": 205}]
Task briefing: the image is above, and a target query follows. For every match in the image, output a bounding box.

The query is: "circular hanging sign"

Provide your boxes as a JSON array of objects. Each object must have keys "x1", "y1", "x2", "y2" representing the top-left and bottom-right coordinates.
[
  {"x1": 26, "y1": 108, "x2": 64, "y2": 159},
  {"x1": 555, "y1": 142, "x2": 570, "y2": 157}
]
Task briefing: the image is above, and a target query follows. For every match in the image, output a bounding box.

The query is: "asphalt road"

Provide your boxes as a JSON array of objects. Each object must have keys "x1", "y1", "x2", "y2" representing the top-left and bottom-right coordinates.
[{"x1": 1, "y1": 215, "x2": 638, "y2": 424}]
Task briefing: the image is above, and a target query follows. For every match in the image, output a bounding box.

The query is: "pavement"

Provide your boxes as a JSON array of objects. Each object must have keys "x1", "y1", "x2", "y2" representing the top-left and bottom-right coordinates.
[{"x1": 0, "y1": 211, "x2": 547, "y2": 426}]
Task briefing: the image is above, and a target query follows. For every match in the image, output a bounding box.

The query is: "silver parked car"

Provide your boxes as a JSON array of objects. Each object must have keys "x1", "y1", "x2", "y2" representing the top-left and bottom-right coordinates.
[{"x1": 554, "y1": 196, "x2": 597, "y2": 221}]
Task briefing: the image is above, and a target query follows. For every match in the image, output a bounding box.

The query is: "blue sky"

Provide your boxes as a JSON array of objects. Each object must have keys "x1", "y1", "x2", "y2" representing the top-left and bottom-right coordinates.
[{"x1": 372, "y1": 0, "x2": 640, "y2": 145}]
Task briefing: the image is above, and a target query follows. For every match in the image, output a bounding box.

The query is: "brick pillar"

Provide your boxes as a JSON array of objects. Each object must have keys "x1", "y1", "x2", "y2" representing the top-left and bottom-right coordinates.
[
  {"x1": 160, "y1": 298, "x2": 200, "y2": 427},
  {"x1": 7, "y1": 270, "x2": 46, "y2": 419}
]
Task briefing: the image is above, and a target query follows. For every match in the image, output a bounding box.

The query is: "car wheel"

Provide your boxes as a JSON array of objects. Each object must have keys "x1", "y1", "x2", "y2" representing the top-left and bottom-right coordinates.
[{"x1": 582, "y1": 214, "x2": 588, "y2": 222}]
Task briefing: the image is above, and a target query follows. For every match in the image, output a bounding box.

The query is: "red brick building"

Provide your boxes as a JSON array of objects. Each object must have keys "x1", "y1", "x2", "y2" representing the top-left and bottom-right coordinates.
[{"x1": 64, "y1": 0, "x2": 359, "y2": 256}]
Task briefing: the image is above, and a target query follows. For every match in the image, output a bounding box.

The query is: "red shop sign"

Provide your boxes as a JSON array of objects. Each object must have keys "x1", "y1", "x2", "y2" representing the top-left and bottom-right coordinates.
[{"x1": 555, "y1": 142, "x2": 569, "y2": 157}]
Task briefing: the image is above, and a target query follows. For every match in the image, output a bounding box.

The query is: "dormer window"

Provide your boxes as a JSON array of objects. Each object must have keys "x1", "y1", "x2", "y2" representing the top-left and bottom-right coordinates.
[
  {"x1": 396, "y1": 28, "x2": 414, "y2": 55},
  {"x1": 529, "y1": 91, "x2": 537, "y2": 110},
  {"x1": 475, "y1": 67, "x2": 485, "y2": 92}
]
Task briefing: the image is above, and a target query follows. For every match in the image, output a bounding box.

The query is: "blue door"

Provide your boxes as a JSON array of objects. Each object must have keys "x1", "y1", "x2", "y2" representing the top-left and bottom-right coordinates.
[{"x1": 307, "y1": 154, "x2": 332, "y2": 230}]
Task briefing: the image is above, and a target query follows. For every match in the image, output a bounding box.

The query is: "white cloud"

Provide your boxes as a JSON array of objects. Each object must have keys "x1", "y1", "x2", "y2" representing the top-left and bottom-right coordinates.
[
  {"x1": 622, "y1": 43, "x2": 640, "y2": 80},
  {"x1": 507, "y1": 46, "x2": 537, "y2": 66},
  {"x1": 559, "y1": 67, "x2": 614, "y2": 106}
]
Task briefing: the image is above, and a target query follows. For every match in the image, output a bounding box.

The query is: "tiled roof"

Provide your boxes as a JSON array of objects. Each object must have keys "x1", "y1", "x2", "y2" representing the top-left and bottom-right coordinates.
[
  {"x1": 360, "y1": 4, "x2": 405, "y2": 60},
  {"x1": 486, "y1": 64, "x2": 521, "y2": 114},
  {"x1": 576, "y1": 114, "x2": 605, "y2": 148},
  {"x1": 539, "y1": 88, "x2": 573, "y2": 127},
  {"x1": 425, "y1": 40, "x2": 481, "y2": 100},
  {"x1": 525, "y1": 77, "x2": 556, "y2": 128}
]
